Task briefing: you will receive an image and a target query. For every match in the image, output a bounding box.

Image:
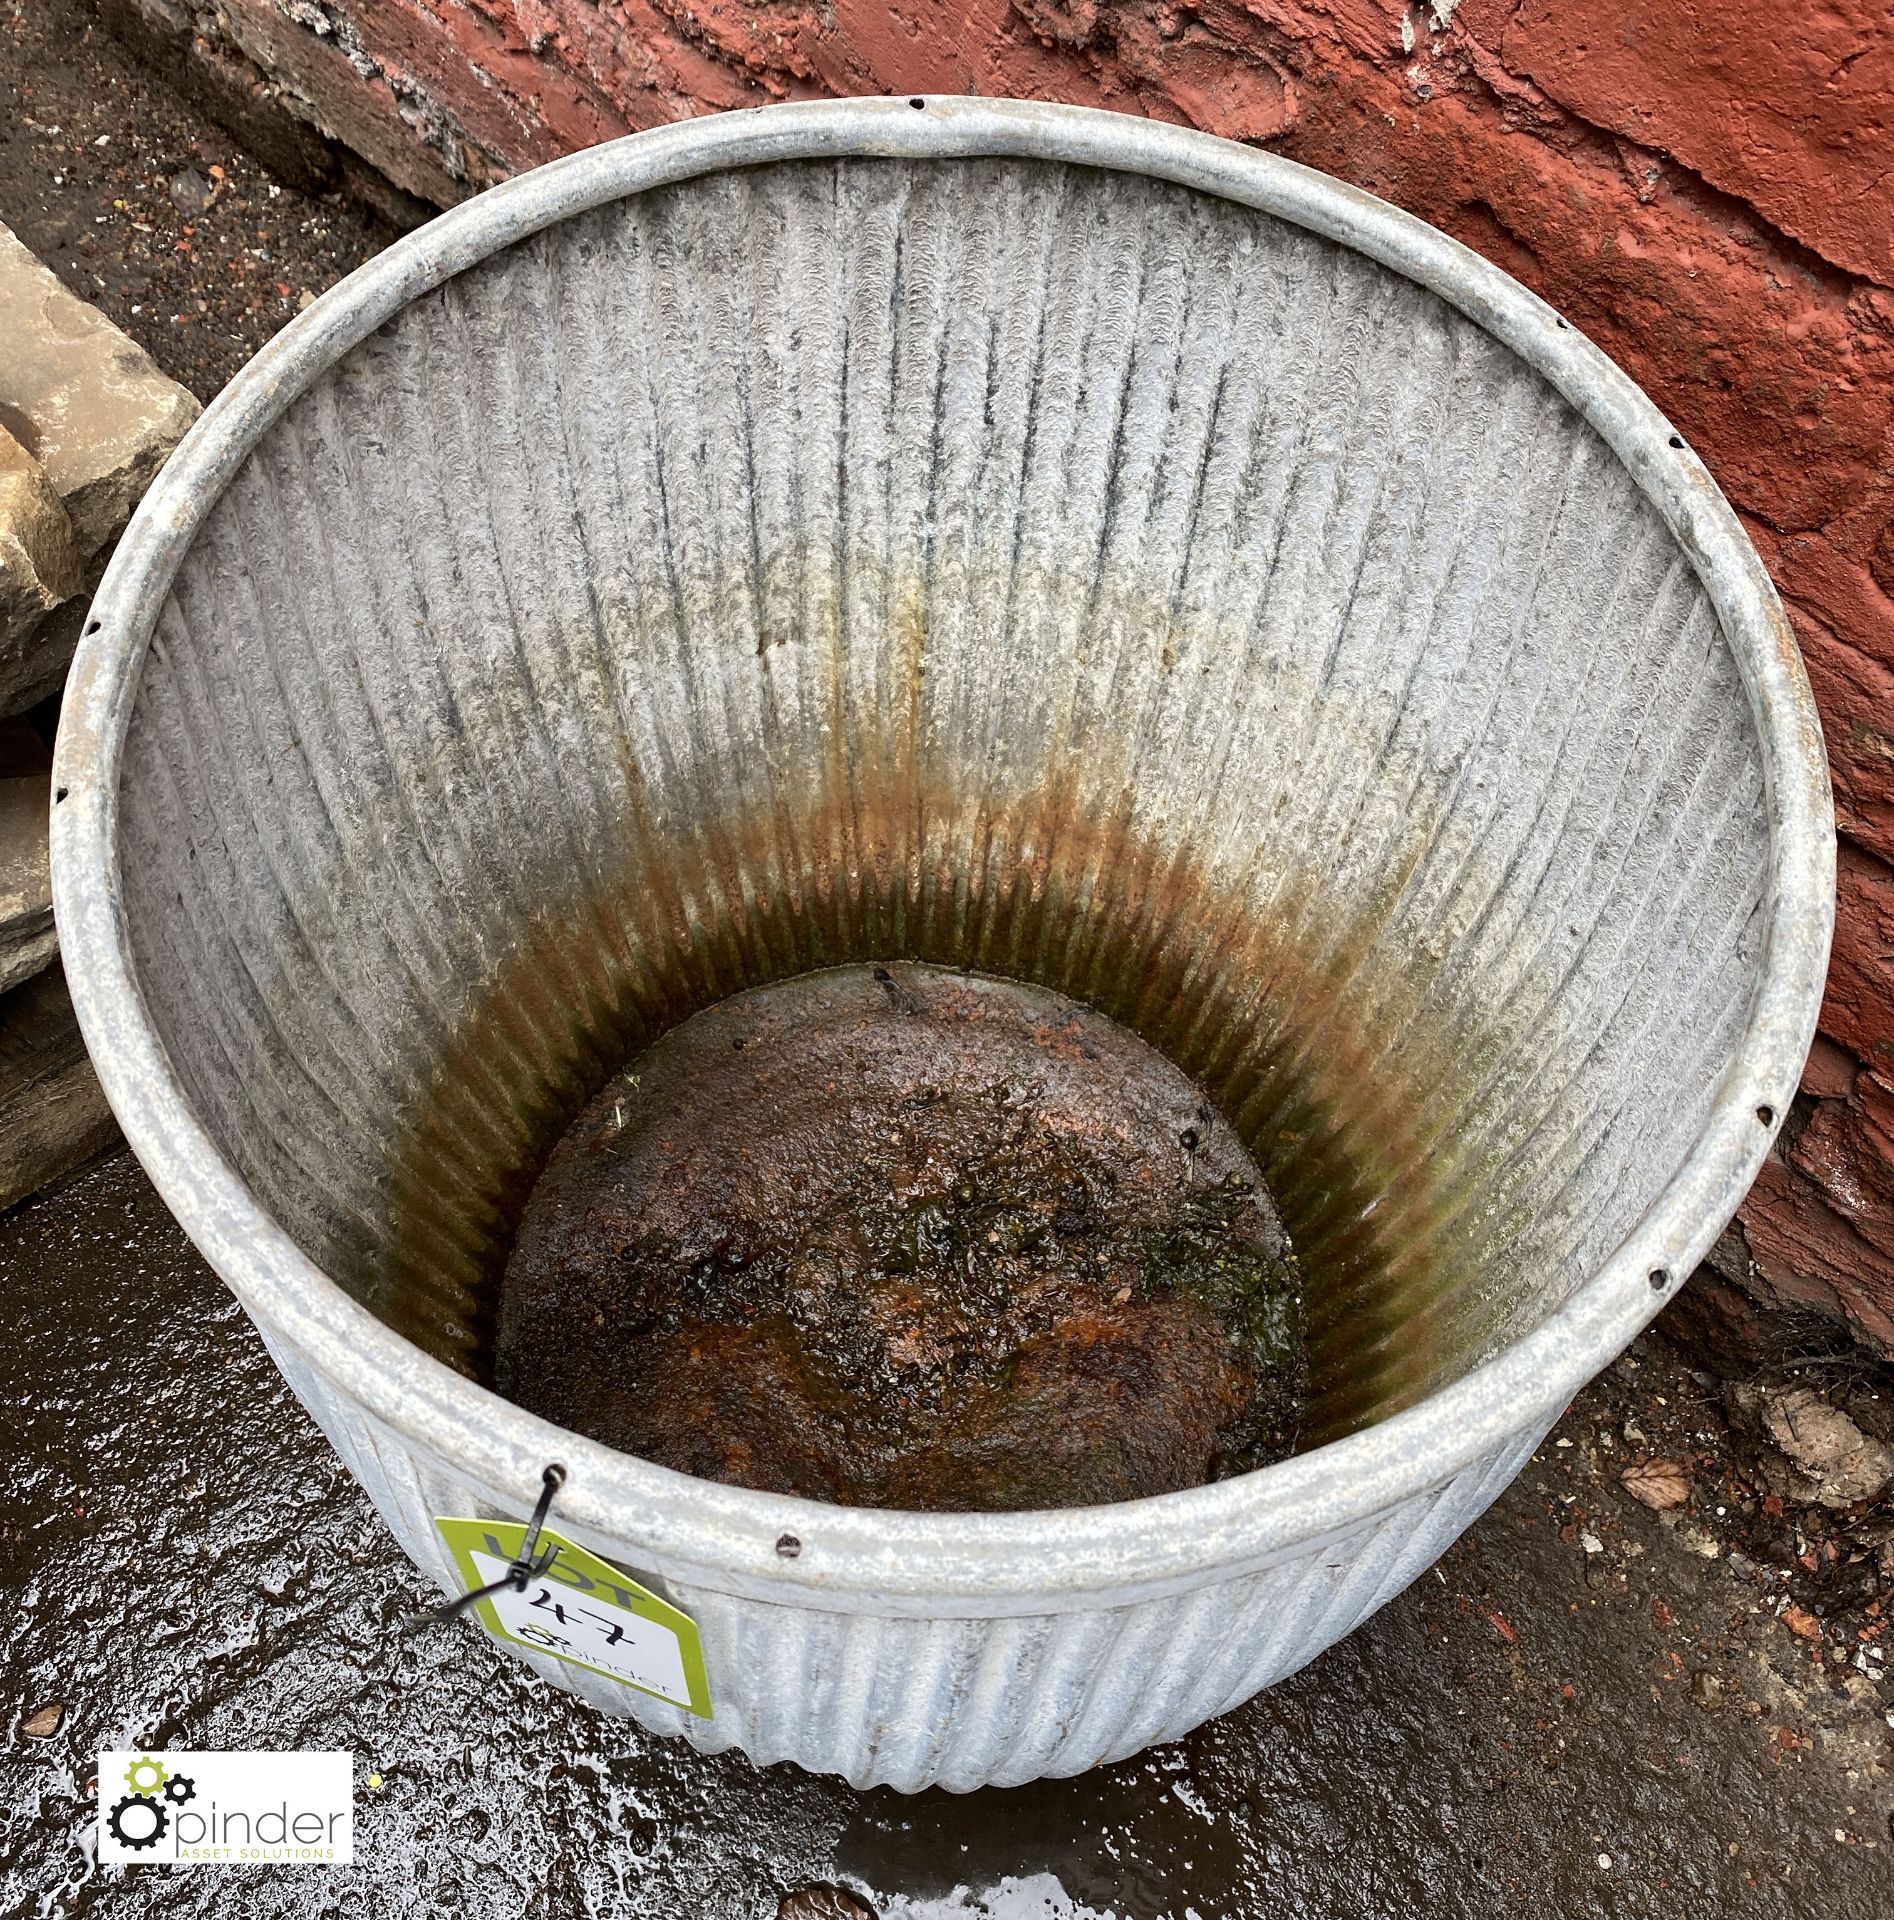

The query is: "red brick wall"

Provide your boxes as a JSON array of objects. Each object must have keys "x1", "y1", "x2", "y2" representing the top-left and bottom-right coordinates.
[{"x1": 145, "y1": 0, "x2": 1894, "y2": 1353}]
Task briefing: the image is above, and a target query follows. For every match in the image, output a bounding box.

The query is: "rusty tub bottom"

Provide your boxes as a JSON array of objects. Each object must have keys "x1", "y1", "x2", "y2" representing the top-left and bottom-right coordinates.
[{"x1": 495, "y1": 963, "x2": 1308, "y2": 1512}]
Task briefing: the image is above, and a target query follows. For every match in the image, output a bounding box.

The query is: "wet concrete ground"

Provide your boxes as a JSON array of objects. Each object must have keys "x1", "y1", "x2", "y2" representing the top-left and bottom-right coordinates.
[{"x1": 4, "y1": 1154, "x2": 1891, "y2": 1917}]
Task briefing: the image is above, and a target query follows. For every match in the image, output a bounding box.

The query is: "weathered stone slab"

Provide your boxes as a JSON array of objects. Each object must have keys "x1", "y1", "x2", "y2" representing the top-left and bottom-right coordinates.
[
  {"x1": 0, "y1": 425, "x2": 83, "y2": 651},
  {"x1": 0, "y1": 593, "x2": 86, "y2": 722},
  {"x1": 0, "y1": 220, "x2": 199, "y2": 559},
  {"x1": 0, "y1": 773, "x2": 55, "y2": 997},
  {"x1": 0, "y1": 966, "x2": 119, "y2": 1215}
]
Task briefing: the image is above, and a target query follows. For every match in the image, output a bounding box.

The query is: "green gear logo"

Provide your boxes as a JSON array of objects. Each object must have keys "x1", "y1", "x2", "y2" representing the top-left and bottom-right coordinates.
[{"x1": 124, "y1": 1755, "x2": 169, "y2": 1795}]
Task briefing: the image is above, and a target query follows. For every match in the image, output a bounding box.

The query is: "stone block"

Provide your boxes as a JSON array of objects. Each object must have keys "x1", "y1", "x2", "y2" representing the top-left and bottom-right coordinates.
[
  {"x1": 0, "y1": 220, "x2": 200, "y2": 717},
  {"x1": 0, "y1": 966, "x2": 119, "y2": 1216},
  {"x1": 0, "y1": 219, "x2": 199, "y2": 560},
  {"x1": 0, "y1": 773, "x2": 56, "y2": 998},
  {"x1": 0, "y1": 424, "x2": 83, "y2": 653}
]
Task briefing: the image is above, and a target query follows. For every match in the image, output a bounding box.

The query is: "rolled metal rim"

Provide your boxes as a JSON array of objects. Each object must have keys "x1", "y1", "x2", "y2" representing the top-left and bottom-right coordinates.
[{"x1": 50, "y1": 97, "x2": 1834, "y2": 1609}]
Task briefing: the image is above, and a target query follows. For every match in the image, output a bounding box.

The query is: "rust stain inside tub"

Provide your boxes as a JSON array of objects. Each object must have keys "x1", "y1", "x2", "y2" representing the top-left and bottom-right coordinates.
[
  {"x1": 495, "y1": 964, "x2": 1308, "y2": 1512},
  {"x1": 383, "y1": 766, "x2": 1516, "y2": 1470}
]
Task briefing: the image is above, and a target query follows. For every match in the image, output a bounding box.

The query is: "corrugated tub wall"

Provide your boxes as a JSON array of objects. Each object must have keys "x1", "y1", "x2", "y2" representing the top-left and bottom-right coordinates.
[
  {"x1": 57, "y1": 104, "x2": 1826, "y2": 1790},
  {"x1": 130, "y1": 158, "x2": 1760, "y2": 1415}
]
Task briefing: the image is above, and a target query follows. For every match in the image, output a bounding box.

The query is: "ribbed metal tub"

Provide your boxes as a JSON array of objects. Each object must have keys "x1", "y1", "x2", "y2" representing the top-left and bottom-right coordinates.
[{"x1": 51, "y1": 98, "x2": 1833, "y2": 1791}]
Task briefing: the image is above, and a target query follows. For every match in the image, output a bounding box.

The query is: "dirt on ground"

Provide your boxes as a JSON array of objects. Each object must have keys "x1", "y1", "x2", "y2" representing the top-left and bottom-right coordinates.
[
  {"x1": 1543, "y1": 1331, "x2": 1894, "y2": 1727},
  {"x1": 0, "y1": 0, "x2": 386, "y2": 406},
  {"x1": 499, "y1": 964, "x2": 1306, "y2": 1511}
]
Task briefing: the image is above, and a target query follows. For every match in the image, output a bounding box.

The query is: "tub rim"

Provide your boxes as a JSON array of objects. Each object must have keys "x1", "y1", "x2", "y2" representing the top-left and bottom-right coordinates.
[{"x1": 49, "y1": 95, "x2": 1835, "y2": 1608}]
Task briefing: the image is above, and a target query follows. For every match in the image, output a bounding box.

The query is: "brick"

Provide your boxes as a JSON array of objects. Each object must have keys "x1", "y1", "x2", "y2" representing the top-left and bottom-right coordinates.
[
  {"x1": 1493, "y1": 0, "x2": 1894, "y2": 289},
  {"x1": 1736, "y1": 1157, "x2": 1894, "y2": 1355},
  {"x1": 1823, "y1": 843, "x2": 1894, "y2": 1072},
  {"x1": 1764, "y1": 584, "x2": 1894, "y2": 865}
]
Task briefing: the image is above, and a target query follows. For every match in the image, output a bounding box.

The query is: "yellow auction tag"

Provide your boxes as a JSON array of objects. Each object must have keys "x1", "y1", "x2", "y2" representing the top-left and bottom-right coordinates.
[{"x1": 434, "y1": 1517, "x2": 712, "y2": 1718}]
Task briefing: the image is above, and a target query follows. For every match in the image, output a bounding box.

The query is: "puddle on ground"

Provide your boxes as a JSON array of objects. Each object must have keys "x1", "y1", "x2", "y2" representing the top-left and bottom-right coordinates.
[{"x1": 495, "y1": 963, "x2": 1306, "y2": 1510}]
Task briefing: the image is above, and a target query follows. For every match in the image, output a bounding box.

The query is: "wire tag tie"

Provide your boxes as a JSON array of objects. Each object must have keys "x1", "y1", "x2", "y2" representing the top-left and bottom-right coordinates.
[{"x1": 409, "y1": 1463, "x2": 566, "y2": 1631}]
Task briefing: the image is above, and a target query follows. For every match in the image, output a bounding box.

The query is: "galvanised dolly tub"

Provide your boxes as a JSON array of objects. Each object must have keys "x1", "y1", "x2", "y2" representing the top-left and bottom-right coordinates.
[{"x1": 51, "y1": 97, "x2": 1833, "y2": 1790}]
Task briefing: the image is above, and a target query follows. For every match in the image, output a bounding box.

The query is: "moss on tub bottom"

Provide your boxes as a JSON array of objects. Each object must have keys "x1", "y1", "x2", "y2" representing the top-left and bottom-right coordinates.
[{"x1": 493, "y1": 963, "x2": 1308, "y2": 1512}]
